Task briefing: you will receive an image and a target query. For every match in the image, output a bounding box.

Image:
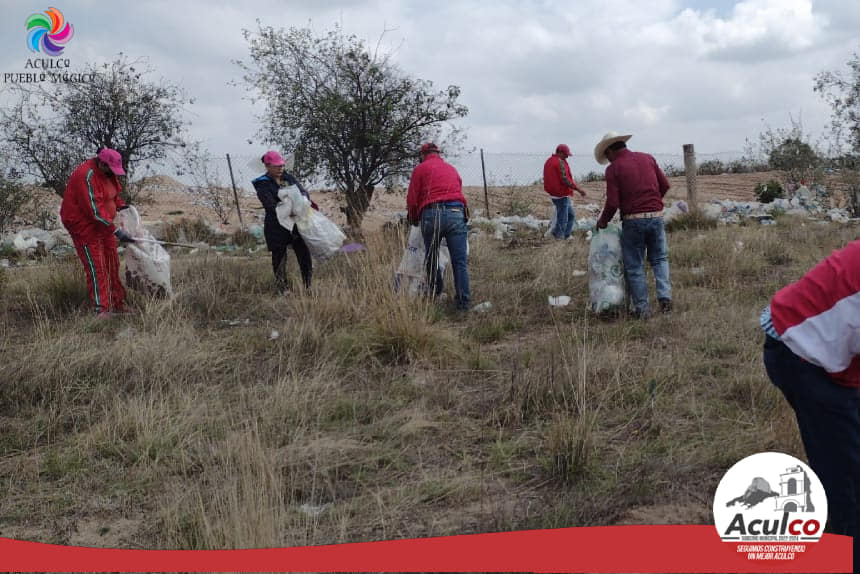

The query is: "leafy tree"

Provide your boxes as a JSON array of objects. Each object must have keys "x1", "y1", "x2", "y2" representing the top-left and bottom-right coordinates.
[
  {"x1": 743, "y1": 116, "x2": 820, "y2": 188},
  {"x1": 0, "y1": 54, "x2": 192, "y2": 198},
  {"x1": 815, "y1": 50, "x2": 860, "y2": 155},
  {"x1": 237, "y1": 24, "x2": 469, "y2": 230},
  {"x1": 0, "y1": 171, "x2": 27, "y2": 234}
]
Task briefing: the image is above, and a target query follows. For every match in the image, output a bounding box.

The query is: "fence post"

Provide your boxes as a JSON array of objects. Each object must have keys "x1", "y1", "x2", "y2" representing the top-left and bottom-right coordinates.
[
  {"x1": 683, "y1": 144, "x2": 697, "y2": 211},
  {"x1": 225, "y1": 153, "x2": 244, "y2": 228},
  {"x1": 480, "y1": 148, "x2": 490, "y2": 217}
]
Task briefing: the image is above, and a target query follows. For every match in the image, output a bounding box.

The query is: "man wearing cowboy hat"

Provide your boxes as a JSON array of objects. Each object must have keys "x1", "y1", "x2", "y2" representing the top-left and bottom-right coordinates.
[
  {"x1": 543, "y1": 144, "x2": 586, "y2": 240},
  {"x1": 594, "y1": 132, "x2": 672, "y2": 318}
]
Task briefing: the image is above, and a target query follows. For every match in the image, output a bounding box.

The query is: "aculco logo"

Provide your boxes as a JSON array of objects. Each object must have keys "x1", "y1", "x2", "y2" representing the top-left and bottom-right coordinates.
[{"x1": 713, "y1": 452, "x2": 828, "y2": 563}]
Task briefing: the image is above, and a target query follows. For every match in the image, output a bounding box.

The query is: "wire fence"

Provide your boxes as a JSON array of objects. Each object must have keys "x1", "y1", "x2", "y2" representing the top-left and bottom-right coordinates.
[
  {"x1": 141, "y1": 149, "x2": 750, "y2": 192},
  {"x1": 127, "y1": 148, "x2": 755, "y2": 224}
]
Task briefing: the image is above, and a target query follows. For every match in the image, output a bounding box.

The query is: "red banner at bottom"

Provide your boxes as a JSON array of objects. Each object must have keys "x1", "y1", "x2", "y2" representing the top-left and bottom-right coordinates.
[{"x1": 0, "y1": 526, "x2": 852, "y2": 572}]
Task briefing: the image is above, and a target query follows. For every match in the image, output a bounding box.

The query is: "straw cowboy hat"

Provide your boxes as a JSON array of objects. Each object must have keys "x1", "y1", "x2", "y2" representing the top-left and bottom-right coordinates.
[{"x1": 594, "y1": 131, "x2": 632, "y2": 165}]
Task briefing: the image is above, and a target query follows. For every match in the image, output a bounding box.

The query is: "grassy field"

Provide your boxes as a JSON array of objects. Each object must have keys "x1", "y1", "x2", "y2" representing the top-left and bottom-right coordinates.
[{"x1": 0, "y1": 211, "x2": 857, "y2": 550}]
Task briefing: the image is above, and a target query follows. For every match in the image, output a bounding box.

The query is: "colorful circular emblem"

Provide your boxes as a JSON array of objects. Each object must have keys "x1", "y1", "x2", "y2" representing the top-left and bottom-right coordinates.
[{"x1": 26, "y1": 7, "x2": 74, "y2": 57}]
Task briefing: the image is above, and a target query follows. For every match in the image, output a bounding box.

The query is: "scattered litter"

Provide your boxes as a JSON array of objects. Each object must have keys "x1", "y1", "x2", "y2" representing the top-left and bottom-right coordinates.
[
  {"x1": 572, "y1": 270, "x2": 586, "y2": 277},
  {"x1": 0, "y1": 259, "x2": 8, "y2": 268},
  {"x1": 548, "y1": 295, "x2": 571, "y2": 307},
  {"x1": 341, "y1": 242, "x2": 366, "y2": 253},
  {"x1": 691, "y1": 267, "x2": 705, "y2": 276},
  {"x1": 394, "y1": 227, "x2": 450, "y2": 296},
  {"x1": 117, "y1": 326, "x2": 137, "y2": 339},
  {"x1": 299, "y1": 503, "x2": 331, "y2": 517},
  {"x1": 268, "y1": 330, "x2": 280, "y2": 341},
  {"x1": 221, "y1": 319, "x2": 251, "y2": 327},
  {"x1": 734, "y1": 241, "x2": 744, "y2": 252},
  {"x1": 589, "y1": 225, "x2": 626, "y2": 313},
  {"x1": 472, "y1": 301, "x2": 493, "y2": 313}
]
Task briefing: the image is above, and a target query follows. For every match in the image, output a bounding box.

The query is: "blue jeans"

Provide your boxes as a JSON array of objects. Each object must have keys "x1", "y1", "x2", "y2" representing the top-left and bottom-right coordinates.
[
  {"x1": 764, "y1": 335, "x2": 860, "y2": 537},
  {"x1": 421, "y1": 202, "x2": 470, "y2": 310},
  {"x1": 621, "y1": 217, "x2": 671, "y2": 314},
  {"x1": 551, "y1": 196, "x2": 575, "y2": 239}
]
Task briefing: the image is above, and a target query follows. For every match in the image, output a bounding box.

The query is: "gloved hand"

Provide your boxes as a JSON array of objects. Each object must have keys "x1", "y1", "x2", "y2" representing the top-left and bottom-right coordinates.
[
  {"x1": 114, "y1": 228, "x2": 136, "y2": 243},
  {"x1": 117, "y1": 204, "x2": 130, "y2": 211},
  {"x1": 596, "y1": 221, "x2": 607, "y2": 230},
  {"x1": 310, "y1": 200, "x2": 320, "y2": 211},
  {"x1": 408, "y1": 218, "x2": 419, "y2": 227}
]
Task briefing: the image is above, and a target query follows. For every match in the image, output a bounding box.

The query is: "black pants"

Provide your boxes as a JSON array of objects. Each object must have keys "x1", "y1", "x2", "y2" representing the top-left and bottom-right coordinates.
[
  {"x1": 763, "y1": 335, "x2": 860, "y2": 538},
  {"x1": 272, "y1": 235, "x2": 312, "y2": 290}
]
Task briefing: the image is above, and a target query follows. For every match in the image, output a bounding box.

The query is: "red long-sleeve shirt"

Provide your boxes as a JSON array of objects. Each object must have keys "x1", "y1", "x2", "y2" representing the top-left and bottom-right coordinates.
[
  {"x1": 60, "y1": 158, "x2": 126, "y2": 236},
  {"x1": 597, "y1": 149, "x2": 670, "y2": 227},
  {"x1": 406, "y1": 155, "x2": 466, "y2": 222},
  {"x1": 769, "y1": 238, "x2": 860, "y2": 387},
  {"x1": 543, "y1": 155, "x2": 579, "y2": 197}
]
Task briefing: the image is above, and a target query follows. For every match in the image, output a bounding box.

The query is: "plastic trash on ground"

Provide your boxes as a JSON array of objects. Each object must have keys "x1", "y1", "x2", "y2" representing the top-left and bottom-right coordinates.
[
  {"x1": 588, "y1": 224, "x2": 626, "y2": 313},
  {"x1": 394, "y1": 226, "x2": 450, "y2": 296},
  {"x1": 277, "y1": 186, "x2": 346, "y2": 260},
  {"x1": 472, "y1": 301, "x2": 493, "y2": 313},
  {"x1": 117, "y1": 206, "x2": 173, "y2": 297},
  {"x1": 548, "y1": 295, "x2": 571, "y2": 307}
]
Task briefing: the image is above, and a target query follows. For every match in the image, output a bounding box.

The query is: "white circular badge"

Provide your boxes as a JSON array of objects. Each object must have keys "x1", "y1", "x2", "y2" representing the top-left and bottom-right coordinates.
[{"x1": 714, "y1": 452, "x2": 828, "y2": 545}]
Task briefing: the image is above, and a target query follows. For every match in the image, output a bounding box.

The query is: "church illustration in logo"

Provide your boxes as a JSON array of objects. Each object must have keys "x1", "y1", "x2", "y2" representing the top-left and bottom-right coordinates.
[{"x1": 774, "y1": 465, "x2": 814, "y2": 513}]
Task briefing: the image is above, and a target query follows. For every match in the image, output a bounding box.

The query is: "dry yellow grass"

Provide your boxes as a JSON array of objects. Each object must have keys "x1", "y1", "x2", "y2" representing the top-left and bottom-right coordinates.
[{"x1": 0, "y1": 206, "x2": 857, "y2": 549}]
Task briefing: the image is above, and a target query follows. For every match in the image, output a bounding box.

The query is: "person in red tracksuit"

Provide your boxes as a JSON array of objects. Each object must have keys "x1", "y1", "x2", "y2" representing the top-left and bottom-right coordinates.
[{"x1": 60, "y1": 148, "x2": 136, "y2": 316}]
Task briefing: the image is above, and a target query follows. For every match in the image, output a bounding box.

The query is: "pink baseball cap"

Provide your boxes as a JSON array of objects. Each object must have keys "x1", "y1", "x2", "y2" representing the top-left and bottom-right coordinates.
[
  {"x1": 555, "y1": 144, "x2": 572, "y2": 158},
  {"x1": 262, "y1": 150, "x2": 285, "y2": 166},
  {"x1": 420, "y1": 142, "x2": 440, "y2": 155},
  {"x1": 97, "y1": 148, "x2": 125, "y2": 175}
]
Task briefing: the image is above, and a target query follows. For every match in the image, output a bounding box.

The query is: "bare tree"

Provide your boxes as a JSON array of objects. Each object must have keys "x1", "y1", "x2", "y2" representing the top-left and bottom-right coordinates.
[{"x1": 0, "y1": 54, "x2": 192, "y2": 198}]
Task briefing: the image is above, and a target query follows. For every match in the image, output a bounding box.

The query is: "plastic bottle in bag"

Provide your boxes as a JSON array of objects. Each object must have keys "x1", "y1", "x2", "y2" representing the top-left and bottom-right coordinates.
[{"x1": 588, "y1": 225, "x2": 626, "y2": 313}]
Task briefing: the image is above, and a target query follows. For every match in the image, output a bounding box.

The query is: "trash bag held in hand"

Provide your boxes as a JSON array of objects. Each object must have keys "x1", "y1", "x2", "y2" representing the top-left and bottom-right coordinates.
[
  {"x1": 116, "y1": 206, "x2": 173, "y2": 297},
  {"x1": 588, "y1": 224, "x2": 626, "y2": 313},
  {"x1": 394, "y1": 226, "x2": 450, "y2": 296},
  {"x1": 277, "y1": 186, "x2": 346, "y2": 260}
]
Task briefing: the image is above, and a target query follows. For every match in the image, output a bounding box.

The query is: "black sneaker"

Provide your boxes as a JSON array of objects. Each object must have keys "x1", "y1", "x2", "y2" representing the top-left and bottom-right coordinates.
[{"x1": 659, "y1": 298, "x2": 673, "y2": 314}]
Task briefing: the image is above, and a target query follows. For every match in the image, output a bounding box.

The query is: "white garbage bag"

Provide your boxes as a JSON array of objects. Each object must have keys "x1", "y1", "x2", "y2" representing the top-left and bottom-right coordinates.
[
  {"x1": 117, "y1": 206, "x2": 173, "y2": 297},
  {"x1": 394, "y1": 226, "x2": 450, "y2": 296},
  {"x1": 588, "y1": 224, "x2": 626, "y2": 313},
  {"x1": 12, "y1": 228, "x2": 55, "y2": 252},
  {"x1": 277, "y1": 186, "x2": 346, "y2": 260}
]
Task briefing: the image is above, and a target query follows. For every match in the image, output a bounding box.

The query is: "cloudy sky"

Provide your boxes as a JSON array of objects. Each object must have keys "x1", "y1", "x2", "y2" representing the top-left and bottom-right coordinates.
[{"x1": 1, "y1": 0, "x2": 858, "y2": 164}]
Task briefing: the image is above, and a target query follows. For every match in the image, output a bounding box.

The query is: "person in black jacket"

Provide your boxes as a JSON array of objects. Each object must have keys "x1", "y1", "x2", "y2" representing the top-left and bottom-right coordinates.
[{"x1": 252, "y1": 151, "x2": 316, "y2": 292}]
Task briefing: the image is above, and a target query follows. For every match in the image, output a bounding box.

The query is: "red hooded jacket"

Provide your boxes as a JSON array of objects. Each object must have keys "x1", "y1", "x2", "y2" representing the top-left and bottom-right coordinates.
[{"x1": 60, "y1": 158, "x2": 126, "y2": 237}]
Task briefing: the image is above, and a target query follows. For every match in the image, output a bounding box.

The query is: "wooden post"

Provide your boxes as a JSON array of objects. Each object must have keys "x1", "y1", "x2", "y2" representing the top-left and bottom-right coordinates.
[
  {"x1": 480, "y1": 148, "x2": 490, "y2": 217},
  {"x1": 683, "y1": 144, "x2": 697, "y2": 211},
  {"x1": 225, "y1": 153, "x2": 244, "y2": 228}
]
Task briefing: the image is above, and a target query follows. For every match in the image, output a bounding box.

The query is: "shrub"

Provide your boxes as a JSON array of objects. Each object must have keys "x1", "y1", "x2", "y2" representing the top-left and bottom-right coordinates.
[
  {"x1": 754, "y1": 180, "x2": 785, "y2": 204},
  {"x1": 662, "y1": 164, "x2": 686, "y2": 177},
  {"x1": 0, "y1": 174, "x2": 27, "y2": 234},
  {"x1": 665, "y1": 210, "x2": 719, "y2": 232},
  {"x1": 231, "y1": 228, "x2": 259, "y2": 249},
  {"x1": 697, "y1": 159, "x2": 726, "y2": 175},
  {"x1": 580, "y1": 171, "x2": 605, "y2": 183},
  {"x1": 162, "y1": 217, "x2": 219, "y2": 244}
]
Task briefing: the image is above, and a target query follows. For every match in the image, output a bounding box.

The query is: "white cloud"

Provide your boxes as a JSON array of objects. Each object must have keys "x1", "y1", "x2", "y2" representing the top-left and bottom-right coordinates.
[{"x1": 0, "y1": 0, "x2": 856, "y2": 162}]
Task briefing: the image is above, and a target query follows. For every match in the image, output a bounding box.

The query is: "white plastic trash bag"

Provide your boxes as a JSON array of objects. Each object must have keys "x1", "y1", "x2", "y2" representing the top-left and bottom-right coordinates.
[
  {"x1": 394, "y1": 226, "x2": 450, "y2": 296},
  {"x1": 588, "y1": 224, "x2": 626, "y2": 313},
  {"x1": 117, "y1": 206, "x2": 173, "y2": 297},
  {"x1": 277, "y1": 186, "x2": 346, "y2": 260}
]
